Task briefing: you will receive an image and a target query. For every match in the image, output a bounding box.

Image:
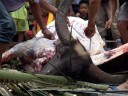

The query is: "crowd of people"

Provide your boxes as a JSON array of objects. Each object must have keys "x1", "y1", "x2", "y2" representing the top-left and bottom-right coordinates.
[
  {"x1": 10, "y1": 0, "x2": 125, "y2": 49},
  {"x1": 0, "y1": 0, "x2": 128, "y2": 91},
  {"x1": 85, "y1": 0, "x2": 128, "y2": 91}
]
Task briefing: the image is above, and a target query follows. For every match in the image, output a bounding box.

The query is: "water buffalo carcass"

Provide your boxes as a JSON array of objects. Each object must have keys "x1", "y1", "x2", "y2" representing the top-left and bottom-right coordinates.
[{"x1": 40, "y1": 0, "x2": 128, "y2": 84}]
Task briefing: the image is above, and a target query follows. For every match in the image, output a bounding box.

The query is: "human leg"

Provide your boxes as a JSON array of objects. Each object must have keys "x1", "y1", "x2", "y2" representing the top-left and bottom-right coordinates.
[
  {"x1": 108, "y1": 0, "x2": 120, "y2": 41},
  {"x1": 117, "y1": 20, "x2": 128, "y2": 43},
  {"x1": 17, "y1": 19, "x2": 29, "y2": 42},
  {"x1": 18, "y1": 32, "x2": 25, "y2": 42},
  {"x1": 118, "y1": 2, "x2": 128, "y2": 43},
  {"x1": 116, "y1": 80, "x2": 128, "y2": 90},
  {"x1": 0, "y1": 1, "x2": 16, "y2": 63},
  {"x1": 108, "y1": 80, "x2": 128, "y2": 91},
  {"x1": 95, "y1": 3, "x2": 107, "y2": 38}
]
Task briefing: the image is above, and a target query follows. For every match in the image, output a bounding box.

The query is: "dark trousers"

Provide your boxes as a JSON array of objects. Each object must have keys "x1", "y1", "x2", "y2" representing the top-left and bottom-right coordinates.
[{"x1": 0, "y1": 0, "x2": 16, "y2": 42}]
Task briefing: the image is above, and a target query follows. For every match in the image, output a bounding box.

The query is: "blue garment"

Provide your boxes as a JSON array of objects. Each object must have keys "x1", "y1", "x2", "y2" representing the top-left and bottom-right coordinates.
[
  {"x1": 2, "y1": 0, "x2": 26, "y2": 12},
  {"x1": 110, "y1": 86, "x2": 119, "y2": 90},
  {"x1": 73, "y1": 0, "x2": 81, "y2": 4},
  {"x1": 0, "y1": 0, "x2": 39, "y2": 42},
  {"x1": 0, "y1": 0, "x2": 16, "y2": 42}
]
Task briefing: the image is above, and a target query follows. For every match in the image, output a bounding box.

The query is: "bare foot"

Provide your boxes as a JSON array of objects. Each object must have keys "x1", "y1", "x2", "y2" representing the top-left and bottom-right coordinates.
[
  {"x1": 107, "y1": 80, "x2": 128, "y2": 91},
  {"x1": 116, "y1": 80, "x2": 128, "y2": 90}
]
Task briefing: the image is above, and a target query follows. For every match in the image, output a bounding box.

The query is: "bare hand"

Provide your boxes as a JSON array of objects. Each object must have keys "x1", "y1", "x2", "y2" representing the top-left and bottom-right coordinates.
[
  {"x1": 84, "y1": 23, "x2": 95, "y2": 38},
  {"x1": 42, "y1": 28, "x2": 55, "y2": 40},
  {"x1": 105, "y1": 19, "x2": 112, "y2": 29}
]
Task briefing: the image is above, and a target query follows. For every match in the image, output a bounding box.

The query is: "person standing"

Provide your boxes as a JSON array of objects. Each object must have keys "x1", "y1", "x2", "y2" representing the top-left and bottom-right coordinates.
[
  {"x1": 95, "y1": 0, "x2": 120, "y2": 45},
  {"x1": 117, "y1": 0, "x2": 128, "y2": 43},
  {"x1": 0, "y1": 0, "x2": 57, "y2": 64},
  {"x1": 84, "y1": 0, "x2": 117, "y2": 38},
  {"x1": 11, "y1": 3, "x2": 29, "y2": 42},
  {"x1": 76, "y1": 0, "x2": 89, "y2": 20},
  {"x1": 84, "y1": 0, "x2": 128, "y2": 91}
]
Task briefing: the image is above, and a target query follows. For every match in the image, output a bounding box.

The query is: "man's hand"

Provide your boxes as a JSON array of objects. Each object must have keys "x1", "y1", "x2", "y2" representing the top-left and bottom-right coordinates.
[
  {"x1": 105, "y1": 18, "x2": 112, "y2": 29},
  {"x1": 43, "y1": 28, "x2": 55, "y2": 40},
  {"x1": 84, "y1": 23, "x2": 96, "y2": 38}
]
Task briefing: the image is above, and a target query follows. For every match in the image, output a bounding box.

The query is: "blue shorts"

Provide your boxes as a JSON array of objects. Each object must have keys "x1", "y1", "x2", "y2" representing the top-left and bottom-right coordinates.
[{"x1": 0, "y1": 0, "x2": 16, "y2": 43}]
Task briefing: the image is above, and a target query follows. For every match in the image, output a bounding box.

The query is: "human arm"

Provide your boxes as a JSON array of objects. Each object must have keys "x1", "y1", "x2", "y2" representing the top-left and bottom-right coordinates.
[
  {"x1": 39, "y1": 0, "x2": 57, "y2": 15},
  {"x1": 32, "y1": 21, "x2": 38, "y2": 36},
  {"x1": 84, "y1": 0, "x2": 100, "y2": 38},
  {"x1": 68, "y1": 5, "x2": 75, "y2": 16},
  {"x1": 28, "y1": 0, "x2": 55, "y2": 39},
  {"x1": 40, "y1": 0, "x2": 71, "y2": 26},
  {"x1": 105, "y1": 0, "x2": 117, "y2": 28}
]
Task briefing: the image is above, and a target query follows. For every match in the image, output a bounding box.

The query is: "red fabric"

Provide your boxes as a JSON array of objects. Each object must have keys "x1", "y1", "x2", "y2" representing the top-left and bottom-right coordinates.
[{"x1": 25, "y1": 30, "x2": 34, "y2": 39}]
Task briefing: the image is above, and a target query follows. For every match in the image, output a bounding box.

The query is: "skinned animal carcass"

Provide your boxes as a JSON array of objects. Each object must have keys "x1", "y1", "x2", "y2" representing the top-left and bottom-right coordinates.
[
  {"x1": 40, "y1": 0, "x2": 128, "y2": 84},
  {"x1": 2, "y1": 0, "x2": 128, "y2": 84},
  {"x1": 2, "y1": 38, "x2": 56, "y2": 72},
  {"x1": 2, "y1": 16, "x2": 105, "y2": 72}
]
